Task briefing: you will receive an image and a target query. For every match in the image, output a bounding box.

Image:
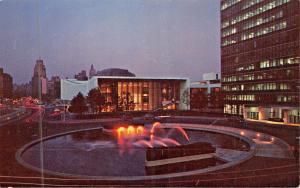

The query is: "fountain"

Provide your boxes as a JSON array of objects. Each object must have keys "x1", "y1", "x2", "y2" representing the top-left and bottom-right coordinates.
[
  {"x1": 115, "y1": 122, "x2": 191, "y2": 153},
  {"x1": 16, "y1": 121, "x2": 254, "y2": 179},
  {"x1": 114, "y1": 122, "x2": 218, "y2": 175}
]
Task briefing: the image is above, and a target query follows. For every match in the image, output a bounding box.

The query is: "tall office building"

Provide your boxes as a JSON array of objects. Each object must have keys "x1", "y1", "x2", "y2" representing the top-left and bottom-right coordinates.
[
  {"x1": 48, "y1": 76, "x2": 61, "y2": 99},
  {"x1": 221, "y1": 0, "x2": 299, "y2": 124},
  {"x1": 32, "y1": 59, "x2": 48, "y2": 98},
  {"x1": 0, "y1": 68, "x2": 13, "y2": 99},
  {"x1": 13, "y1": 83, "x2": 32, "y2": 98}
]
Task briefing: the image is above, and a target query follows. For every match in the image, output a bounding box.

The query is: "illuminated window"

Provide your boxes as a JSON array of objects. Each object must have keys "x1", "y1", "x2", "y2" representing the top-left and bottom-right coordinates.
[
  {"x1": 222, "y1": 0, "x2": 290, "y2": 29},
  {"x1": 221, "y1": 0, "x2": 242, "y2": 10}
]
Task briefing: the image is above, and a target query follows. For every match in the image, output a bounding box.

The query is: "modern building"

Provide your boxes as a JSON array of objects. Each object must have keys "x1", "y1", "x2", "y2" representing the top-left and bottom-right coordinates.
[
  {"x1": 190, "y1": 73, "x2": 223, "y2": 112},
  {"x1": 61, "y1": 76, "x2": 190, "y2": 112},
  {"x1": 75, "y1": 70, "x2": 88, "y2": 81},
  {"x1": 48, "y1": 76, "x2": 61, "y2": 99},
  {"x1": 221, "y1": 0, "x2": 299, "y2": 124},
  {"x1": 96, "y1": 68, "x2": 136, "y2": 77},
  {"x1": 31, "y1": 59, "x2": 48, "y2": 98},
  {"x1": 0, "y1": 68, "x2": 13, "y2": 99}
]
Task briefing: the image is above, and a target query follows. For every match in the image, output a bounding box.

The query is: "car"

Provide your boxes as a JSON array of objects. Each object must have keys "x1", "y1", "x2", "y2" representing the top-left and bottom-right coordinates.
[{"x1": 50, "y1": 108, "x2": 62, "y2": 117}]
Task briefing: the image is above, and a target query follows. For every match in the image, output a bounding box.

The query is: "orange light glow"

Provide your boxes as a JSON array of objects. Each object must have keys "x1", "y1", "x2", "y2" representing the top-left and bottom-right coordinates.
[
  {"x1": 116, "y1": 127, "x2": 126, "y2": 145},
  {"x1": 127, "y1": 126, "x2": 136, "y2": 136},
  {"x1": 116, "y1": 126, "x2": 145, "y2": 139},
  {"x1": 136, "y1": 126, "x2": 144, "y2": 135},
  {"x1": 115, "y1": 123, "x2": 190, "y2": 153},
  {"x1": 240, "y1": 131, "x2": 245, "y2": 136},
  {"x1": 117, "y1": 127, "x2": 126, "y2": 137},
  {"x1": 256, "y1": 133, "x2": 260, "y2": 137}
]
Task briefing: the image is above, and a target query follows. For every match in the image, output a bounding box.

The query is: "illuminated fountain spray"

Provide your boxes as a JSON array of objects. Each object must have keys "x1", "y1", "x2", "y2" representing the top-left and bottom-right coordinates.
[{"x1": 115, "y1": 122, "x2": 190, "y2": 154}]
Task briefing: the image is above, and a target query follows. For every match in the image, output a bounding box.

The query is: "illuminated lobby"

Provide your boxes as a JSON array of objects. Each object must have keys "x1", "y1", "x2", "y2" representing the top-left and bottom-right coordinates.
[{"x1": 61, "y1": 76, "x2": 190, "y2": 112}]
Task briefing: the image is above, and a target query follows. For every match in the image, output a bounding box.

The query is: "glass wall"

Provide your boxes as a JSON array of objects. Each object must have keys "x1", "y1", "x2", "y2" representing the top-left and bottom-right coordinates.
[
  {"x1": 99, "y1": 80, "x2": 118, "y2": 112},
  {"x1": 98, "y1": 78, "x2": 181, "y2": 112}
]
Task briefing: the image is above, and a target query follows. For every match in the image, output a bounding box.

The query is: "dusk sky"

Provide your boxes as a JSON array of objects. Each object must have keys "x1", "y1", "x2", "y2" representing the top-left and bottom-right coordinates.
[{"x1": 0, "y1": 0, "x2": 220, "y2": 84}]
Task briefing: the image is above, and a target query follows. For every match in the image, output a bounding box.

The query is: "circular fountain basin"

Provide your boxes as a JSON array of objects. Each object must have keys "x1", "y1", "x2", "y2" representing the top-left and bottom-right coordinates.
[{"x1": 16, "y1": 124, "x2": 256, "y2": 180}]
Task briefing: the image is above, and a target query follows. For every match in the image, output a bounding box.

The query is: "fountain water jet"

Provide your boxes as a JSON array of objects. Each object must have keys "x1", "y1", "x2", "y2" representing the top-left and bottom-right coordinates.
[
  {"x1": 153, "y1": 140, "x2": 168, "y2": 147},
  {"x1": 157, "y1": 138, "x2": 180, "y2": 146},
  {"x1": 115, "y1": 122, "x2": 190, "y2": 153},
  {"x1": 173, "y1": 125, "x2": 190, "y2": 142},
  {"x1": 134, "y1": 140, "x2": 153, "y2": 148}
]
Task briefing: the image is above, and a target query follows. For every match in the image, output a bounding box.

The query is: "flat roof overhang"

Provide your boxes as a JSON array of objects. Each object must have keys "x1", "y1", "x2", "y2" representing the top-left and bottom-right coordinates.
[{"x1": 92, "y1": 76, "x2": 189, "y2": 81}]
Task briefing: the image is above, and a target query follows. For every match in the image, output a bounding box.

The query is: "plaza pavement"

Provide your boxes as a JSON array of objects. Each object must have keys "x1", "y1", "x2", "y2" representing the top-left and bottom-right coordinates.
[{"x1": 0, "y1": 114, "x2": 298, "y2": 186}]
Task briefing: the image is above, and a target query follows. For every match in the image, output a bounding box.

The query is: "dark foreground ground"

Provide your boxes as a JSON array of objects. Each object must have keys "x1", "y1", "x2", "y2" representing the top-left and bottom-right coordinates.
[{"x1": 0, "y1": 114, "x2": 299, "y2": 187}]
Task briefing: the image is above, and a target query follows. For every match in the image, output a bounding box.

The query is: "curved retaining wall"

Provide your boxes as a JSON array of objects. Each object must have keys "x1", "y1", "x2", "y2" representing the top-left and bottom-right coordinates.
[{"x1": 15, "y1": 124, "x2": 257, "y2": 181}]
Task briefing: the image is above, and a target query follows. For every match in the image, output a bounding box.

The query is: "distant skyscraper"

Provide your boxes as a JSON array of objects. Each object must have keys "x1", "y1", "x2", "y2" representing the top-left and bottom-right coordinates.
[
  {"x1": 89, "y1": 64, "x2": 96, "y2": 78},
  {"x1": 221, "y1": 0, "x2": 299, "y2": 124},
  {"x1": 32, "y1": 59, "x2": 48, "y2": 98},
  {"x1": 0, "y1": 68, "x2": 13, "y2": 99},
  {"x1": 13, "y1": 82, "x2": 32, "y2": 98},
  {"x1": 48, "y1": 76, "x2": 61, "y2": 99}
]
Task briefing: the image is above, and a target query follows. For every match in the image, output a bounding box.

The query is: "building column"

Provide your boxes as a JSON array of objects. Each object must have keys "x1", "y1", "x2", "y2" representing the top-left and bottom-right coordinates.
[
  {"x1": 264, "y1": 107, "x2": 271, "y2": 120},
  {"x1": 243, "y1": 105, "x2": 248, "y2": 119},
  {"x1": 283, "y1": 109, "x2": 289, "y2": 124},
  {"x1": 258, "y1": 106, "x2": 266, "y2": 120}
]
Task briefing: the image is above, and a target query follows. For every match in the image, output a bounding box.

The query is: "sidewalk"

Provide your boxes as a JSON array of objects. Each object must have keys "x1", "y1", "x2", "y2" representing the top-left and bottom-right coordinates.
[
  {"x1": 165, "y1": 123, "x2": 294, "y2": 160},
  {"x1": 245, "y1": 118, "x2": 300, "y2": 127}
]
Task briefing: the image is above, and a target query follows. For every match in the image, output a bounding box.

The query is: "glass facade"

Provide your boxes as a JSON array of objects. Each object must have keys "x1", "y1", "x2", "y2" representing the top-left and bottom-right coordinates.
[
  {"x1": 98, "y1": 78, "x2": 181, "y2": 112},
  {"x1": 221, "y1": 0, "x2": 300, "y2": 123}
]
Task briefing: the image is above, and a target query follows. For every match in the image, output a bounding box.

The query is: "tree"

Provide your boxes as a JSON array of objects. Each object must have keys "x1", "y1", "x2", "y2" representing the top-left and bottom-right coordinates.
[
  {"x1": 181, "y1": 88, "x2": 190, "y2": 109},
  {"x1": 68, "y1": 92, "x2": 88, "y2": 115},
  {"x1": 87, "y1": 88, "x2": 105, "y2": 113}
]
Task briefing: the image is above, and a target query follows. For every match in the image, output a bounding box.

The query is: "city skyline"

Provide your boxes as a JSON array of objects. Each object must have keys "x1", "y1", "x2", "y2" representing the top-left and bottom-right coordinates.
[
  {"x1": 0, "y1": 1, "x2": 299, "y2": 187},
  {"x1": 0, "y1": 0, "x2": 220, "y2": 84}
]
